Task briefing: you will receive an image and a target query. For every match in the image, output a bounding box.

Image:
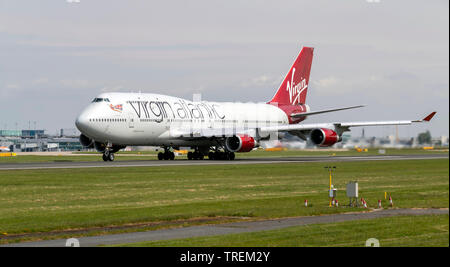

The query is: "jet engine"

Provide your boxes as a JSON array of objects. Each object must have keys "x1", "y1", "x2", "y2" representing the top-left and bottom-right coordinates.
[
  {"x1": 79, "y1": 134, "x2": 94, "y2": 148},
  {"x1": 225, "y1": 134, "x2": 257, "y2": 152},
  {"x1": 94, "y1": 141, "x2": 107, "y2": 153},
  {"x1": 110, "y1": 144, "x2": 126, "y2": 153},
  {"x1": 310, "y1": 128, "x2": 340, "y2": 147}
]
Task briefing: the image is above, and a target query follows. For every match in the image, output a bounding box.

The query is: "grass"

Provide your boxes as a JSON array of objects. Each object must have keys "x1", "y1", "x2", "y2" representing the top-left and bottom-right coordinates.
[
  {"x1": 0, "y1": 159, "x2": 447, "y2": 244},
  {"x1": 117, "y1": 215, "x2": 449, "y2": 247}
]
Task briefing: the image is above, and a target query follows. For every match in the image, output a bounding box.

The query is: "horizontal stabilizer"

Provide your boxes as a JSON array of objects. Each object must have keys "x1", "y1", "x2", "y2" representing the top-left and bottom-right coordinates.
[{"x1": 290, "y1": 105, "x2": 365, "y2": 118}]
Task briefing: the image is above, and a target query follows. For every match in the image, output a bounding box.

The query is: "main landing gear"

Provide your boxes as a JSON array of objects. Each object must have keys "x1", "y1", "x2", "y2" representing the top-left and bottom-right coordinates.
[
  {"x1": 157, "y1": 148, "x2": 175, "y2": 160},
  {"x1": 102, "y1": 150, "x2": 115, "y2": 162},
  {"x1": 207, "y1": 151, "x2": 235, "y2": 160},
  {"x1": 187, "y1": 150, "x2": 235, "y2": 160},
  {"x1": 187, "y1": 151, "x2": 204, "y2": 160}
]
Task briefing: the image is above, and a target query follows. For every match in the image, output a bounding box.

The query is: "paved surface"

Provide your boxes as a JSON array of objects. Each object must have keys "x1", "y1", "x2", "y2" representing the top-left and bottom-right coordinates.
[
  {"x1": 2, "y1": 208, "x2": 447, "y2": 247},
  {"x1": 0, "y1": 154, "x2": 447, "y2": 170}
]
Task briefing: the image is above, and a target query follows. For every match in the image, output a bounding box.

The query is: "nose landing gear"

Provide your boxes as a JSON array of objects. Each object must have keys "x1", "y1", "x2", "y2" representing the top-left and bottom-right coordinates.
[{"x1": 102, "y1": 150, "x2": 115, "y2": 162}]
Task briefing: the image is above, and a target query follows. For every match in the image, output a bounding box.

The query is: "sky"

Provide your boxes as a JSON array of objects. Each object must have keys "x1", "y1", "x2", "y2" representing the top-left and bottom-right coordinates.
[{"x1": 0, "y1": 0, "x2": 448, "y2": 138}]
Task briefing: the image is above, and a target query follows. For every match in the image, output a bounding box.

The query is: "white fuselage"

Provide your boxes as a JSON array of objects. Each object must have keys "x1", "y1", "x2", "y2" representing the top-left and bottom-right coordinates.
[{"x1": 76, "y1": 93, "x2": 292, "y2": 147}]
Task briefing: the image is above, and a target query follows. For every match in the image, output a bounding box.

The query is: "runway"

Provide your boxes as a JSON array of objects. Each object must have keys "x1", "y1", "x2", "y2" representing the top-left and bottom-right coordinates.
[
  {"x1": 0, "y1": 154, "x2": 447, "y2": 170},
  {"x1": 2, "y1": 208, "x2": 447, "y2": 247}
]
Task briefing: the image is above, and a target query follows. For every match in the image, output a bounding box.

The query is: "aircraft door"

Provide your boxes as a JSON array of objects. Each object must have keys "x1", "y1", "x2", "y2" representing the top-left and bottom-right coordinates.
[{"x1": 127, "y1": 113, "x2": 135, "y2": 129}]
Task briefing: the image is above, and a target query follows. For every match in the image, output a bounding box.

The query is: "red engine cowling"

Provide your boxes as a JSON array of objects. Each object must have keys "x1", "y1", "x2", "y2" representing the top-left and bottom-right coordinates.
[
  {"x1": 310, "y1": 128, "x2": 339, "y2": 147},
  {"x1": 225, "y1": 134, "x2": 256, "y2": 152}
]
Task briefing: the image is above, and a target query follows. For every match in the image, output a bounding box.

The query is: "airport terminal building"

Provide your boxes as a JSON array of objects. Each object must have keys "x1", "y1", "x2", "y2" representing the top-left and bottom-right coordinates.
[{"x1": 0, "y1": 129, "x2": 83, "y2": 152}]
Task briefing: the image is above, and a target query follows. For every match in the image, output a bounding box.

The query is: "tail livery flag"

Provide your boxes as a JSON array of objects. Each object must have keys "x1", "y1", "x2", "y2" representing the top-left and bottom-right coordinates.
[{"x1": 269, "y1": 47, "x2": 314, "y2": 106}]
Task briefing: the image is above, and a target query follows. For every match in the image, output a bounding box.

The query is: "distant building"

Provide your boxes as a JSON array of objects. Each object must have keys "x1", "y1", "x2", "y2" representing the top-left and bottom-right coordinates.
[
  {"x1": 21, "y1": 130, "x2": 45, "y2": 138},
  {"x1": 60, "y1": 128, "x2": 80, "y2": 137},
  {"x1": 0, "y1": 130, "x2": 22, "y2": 137},
  {"x1": 0, "y1": 129, "x2": 46, "y2": 138}
]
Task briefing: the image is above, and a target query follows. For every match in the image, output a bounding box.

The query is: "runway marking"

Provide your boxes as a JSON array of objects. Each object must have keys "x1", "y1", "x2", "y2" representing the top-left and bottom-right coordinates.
[{"x1": 0, "y1": 155, "x2": 447, "y2": 170}]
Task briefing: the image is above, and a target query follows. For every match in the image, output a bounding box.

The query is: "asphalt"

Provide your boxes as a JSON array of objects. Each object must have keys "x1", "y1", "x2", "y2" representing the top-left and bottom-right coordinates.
[
  {"x1": 0, "y1": 154, "x2": 447, "y2": 170},
  {"x1": 2, "y1": 208, "x2": 447, "y2": 247}
]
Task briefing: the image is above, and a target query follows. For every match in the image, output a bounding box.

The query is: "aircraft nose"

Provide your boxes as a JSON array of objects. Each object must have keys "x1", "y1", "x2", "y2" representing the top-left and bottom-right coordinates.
[{"x1": 75, "y1": 112, "x2": 89, "y2": 133}]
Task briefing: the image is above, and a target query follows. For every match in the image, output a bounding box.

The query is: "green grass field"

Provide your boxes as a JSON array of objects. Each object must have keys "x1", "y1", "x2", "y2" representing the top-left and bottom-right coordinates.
[
  {"x1": 117, "y1": 215, "x2": 449, "y2": 247},
  {"x1": 0, "y1": 158, "x2": 448, "y2": 245}
]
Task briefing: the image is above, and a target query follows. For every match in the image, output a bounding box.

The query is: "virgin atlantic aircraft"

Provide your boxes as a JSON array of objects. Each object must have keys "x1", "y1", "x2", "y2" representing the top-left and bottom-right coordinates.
[{"x1": 75, "y1": 47, "x2": 436, "y2": 161}]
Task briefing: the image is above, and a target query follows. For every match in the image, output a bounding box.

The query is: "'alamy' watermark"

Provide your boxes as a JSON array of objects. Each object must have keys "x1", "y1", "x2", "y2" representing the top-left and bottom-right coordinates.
[
  {"x1": 65, "y1": 238, "x2": 80, "y2": 247},
  {"x1": 365, "y1": 238, "x2": 380, "y2": 247}
]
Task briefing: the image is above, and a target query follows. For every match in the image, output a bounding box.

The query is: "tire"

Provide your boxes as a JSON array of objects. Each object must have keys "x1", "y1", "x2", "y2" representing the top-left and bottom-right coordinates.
[
  {"x1": 102, "y1": 154, "x2": 108, "y2": 162},
  {"x1": 187, "y1": 152, "x2": 193, "y2": 160},
  {"x1": 158, "y1": 152, "x2": 164, "y2": 160},
  {"x1": 208, "y1": 152, "x2": 215, "y2": 160},
  {"x1": 163, "y1": 152, "x2": 170, "y2": 160},
  {"x1": 170, "y1": 152, "x2": 175, "y2": 160},
  {"x1": 108, "y1": 153, "x2": 115, "y2": 162}
]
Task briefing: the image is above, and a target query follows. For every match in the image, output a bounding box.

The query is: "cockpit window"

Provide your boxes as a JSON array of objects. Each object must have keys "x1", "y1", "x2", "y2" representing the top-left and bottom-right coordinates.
[{"x1": 92, "y1": 98, "x2": 110, "y2": 103}]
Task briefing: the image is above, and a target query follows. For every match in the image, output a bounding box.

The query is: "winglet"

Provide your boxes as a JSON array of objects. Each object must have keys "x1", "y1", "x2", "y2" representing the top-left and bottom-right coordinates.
[
  {"x1": 413, "y1": 112, "x2": 437, "y2": 122},
  {"x1": 423, "y1": 112, "x2": 437, "y2": 122}
]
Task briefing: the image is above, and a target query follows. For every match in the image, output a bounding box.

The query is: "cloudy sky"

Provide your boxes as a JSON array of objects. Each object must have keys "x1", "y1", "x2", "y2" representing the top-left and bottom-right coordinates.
[{"x1": 0, "y1": 0, "x2": 448, "y2": 138}]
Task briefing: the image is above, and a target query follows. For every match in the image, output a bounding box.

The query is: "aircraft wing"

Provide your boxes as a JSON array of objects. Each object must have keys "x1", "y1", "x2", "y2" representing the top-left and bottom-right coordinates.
[
  {"x1": 262, "y1": 112, "x2": 436, "y2": 132},
  {"x1": 161, "y1": 112, "x2": 436, "y2": 140},
  {"x1": 261, "y1": 112, "x2": 436, "y2": 139}
]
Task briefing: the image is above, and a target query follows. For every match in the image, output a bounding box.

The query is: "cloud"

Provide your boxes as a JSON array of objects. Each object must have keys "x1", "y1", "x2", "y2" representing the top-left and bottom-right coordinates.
[
  {"x1": 240, "y1": 75, "x2": 281, "y2": 88},
  {"x1": 313, "y1": 76, "x2": 340, "y2": 89},
  {"x1": 0, "y1": 0, "x2": 448, "y2": 136}
]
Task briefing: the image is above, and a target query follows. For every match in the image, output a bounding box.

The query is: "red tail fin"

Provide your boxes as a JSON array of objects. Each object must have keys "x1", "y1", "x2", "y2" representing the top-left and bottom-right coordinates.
[{"x1": 269, "y1": 47, "x2": 314, "y2": 105}]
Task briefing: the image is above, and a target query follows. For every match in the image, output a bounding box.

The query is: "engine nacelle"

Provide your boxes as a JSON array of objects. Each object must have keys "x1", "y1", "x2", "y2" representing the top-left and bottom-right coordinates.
[
  {"x1": 94, "y1": 141, "x2": 107, "y2": 153},
  {"x1": 225, "y1": 134, "x2": 257, "y2": 152},
  {"x1": 79, "y1": 134, "x2": 94, "y2": 148},
  {"x1": 110, "y1": 144, "x2": 126, "y2": 153},
  {"x1": 310, "y1": 128, "x2": 340, "y2": 147}
]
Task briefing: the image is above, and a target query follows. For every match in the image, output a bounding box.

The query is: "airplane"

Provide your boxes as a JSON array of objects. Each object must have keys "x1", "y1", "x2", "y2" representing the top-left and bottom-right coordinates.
[
  {"x1": 0, "y1": 146, "x2": 11, "y2": 152},
  {"x1": 75, "y1": 47, "x2": 436, "y2": 162}
]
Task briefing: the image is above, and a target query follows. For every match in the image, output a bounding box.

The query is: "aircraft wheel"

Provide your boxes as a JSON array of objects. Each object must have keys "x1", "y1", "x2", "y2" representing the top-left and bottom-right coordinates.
[
  {"x1": 187, "y1": 152, "x2": 193, "y2": 160},
  {"x1": 163, "y1": 152, "x2": 170, "y2": 160},
  {"x1": 169, "y1": 152, "x2": 175, "y2": 160},
  {"x1": 108, "y1": 153, "x2": 115, "y2": 162},
  {"x1": 102, "y1": 154, "x2": 108, "y2": 162},
  {"x1": 208, "y1": 152, "x2": 215, "y2": 160},
  {"x1": 158, "y1": 152, "x2": 164, "y2": 160}
]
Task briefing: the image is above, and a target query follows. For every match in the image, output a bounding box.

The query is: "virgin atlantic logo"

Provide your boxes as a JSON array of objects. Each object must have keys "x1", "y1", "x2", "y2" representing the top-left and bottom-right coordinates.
[{"x1": 286, "y1": 68, "x2": 308, "y2": 105}]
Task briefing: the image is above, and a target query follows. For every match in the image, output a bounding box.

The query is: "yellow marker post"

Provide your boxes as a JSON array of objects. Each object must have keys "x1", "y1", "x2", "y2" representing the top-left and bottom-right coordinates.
[
  {"x1": 325, "y1": 166, "x2": 336, "y2": 207},
  {"x1": 385, "y1": 192, "x2": 387, "y2": 200}
]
